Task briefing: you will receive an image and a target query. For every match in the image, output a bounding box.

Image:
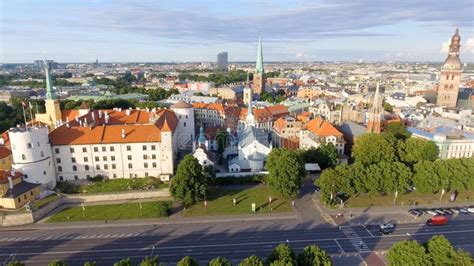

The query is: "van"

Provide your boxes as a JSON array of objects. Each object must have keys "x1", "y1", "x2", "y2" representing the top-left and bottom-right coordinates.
[{"x1": 427, "y1": 216, "x2": 448, "y2": 226}]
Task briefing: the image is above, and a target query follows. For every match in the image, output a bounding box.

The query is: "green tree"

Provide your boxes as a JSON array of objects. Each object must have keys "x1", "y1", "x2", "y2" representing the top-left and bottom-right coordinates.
[
  {"x1": 398, "y1": 138, "x2": 438, "y2": 165},
  {"x1": 301, "y1": 143, "x2": 338, "y2": 169},
  {"x1": 114, "y1": 258, "x2": 132, "y2": 266},
  {"x1": 452, "y1": 249, "x2": 474, "y2": 265},
  {"x1": 177, "y1": 256, "x2": 199, "y2": 266},
  {"x1": 208, "y1": 257, "x2": 231, "y2": 266},
  {"x1": 383, "y1": 122, "x2": 411, "y2": 140},
  {"x1": 413, "y1": 161, "x2": 440, "y2": 194},
  {"x1": 352, "y1": 133, "x2": 397, "y2": 165},
  {"x1": 267, "y1": 243, "x2": 297, "y2": 266},
  {"x1": 170, "y1": 155, "x2": 208, "y2": 206},
  {"x1": 297, "y1": 245, "x2": 332, "y2": 266},
  {"x1": 266, "y1": 149, "x2": 305, "y2": 199},
  {"x1": 383, "y1": 102, "x2": 393, "y2": 112},
  {"x1": 239, "y1": 255, "x2": 264, "y2": 266},
  {"x1": 387, "y1": 240, "x2": 431, "y2": 266},
  {"x1": 426, "y1": 235, "x2": 457, "y2": 265},
  {"x1": 316, "y1": 165, "x2": 354, "y2": 203},
  {"x1": 7, "y1": 261, "x2": 25, "y2": 266},
  {"x1": 141, "y1": 256, "x2": 159, "y2": 266},
  {"x1": 48, "y1": 260, "x2": 68, "y2": 266},
  {"x1": 83, "y1": 262, "x2": 96, "y2": 266}
]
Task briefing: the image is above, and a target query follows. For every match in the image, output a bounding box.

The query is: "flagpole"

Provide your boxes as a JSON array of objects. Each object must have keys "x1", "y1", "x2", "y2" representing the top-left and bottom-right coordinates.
[{"x1": 28, "y1": 101, "x2": 34, "y2": 124}]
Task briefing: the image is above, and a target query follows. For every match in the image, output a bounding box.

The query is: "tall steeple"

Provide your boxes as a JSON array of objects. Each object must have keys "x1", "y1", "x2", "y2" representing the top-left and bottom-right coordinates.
[
  {"x1": 437, "y1": 28, "x2": 462, "y2": 108},
  {"x1": 253, "y1": 37, "x2": 265, "y2": 95},
  {"x1": 367, "y1": 83, "x2": 383, "y2": 133},
  {"x1": 44, "y1": 60, "x2": 57, "y2": 100}
]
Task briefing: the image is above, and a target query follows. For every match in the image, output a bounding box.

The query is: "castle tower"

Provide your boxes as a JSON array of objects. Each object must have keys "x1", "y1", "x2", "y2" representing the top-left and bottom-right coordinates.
[
  {"x1": 253, "y1": 37, "x2": 265, "y2": 95},
  {"x1": 367, "y1": 83, "x2": 383, "y2": 133},
  {"x1": 35, "y1": 60, "x2": 62, "y2": 129},
  {"x1": 9, "y1": 126, "x2": 56, "y2": 189},
  {"x1": 170, "y1": 101, "x2": 195, "y2": 150},
  {"x1": 437, "y1": 28, "x2": 462, "y2": 108}
]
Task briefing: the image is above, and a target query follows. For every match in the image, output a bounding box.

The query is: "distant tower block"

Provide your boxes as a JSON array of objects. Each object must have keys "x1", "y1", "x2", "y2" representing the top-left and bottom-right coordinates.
[
  {"x1": 367, "y1": 83, "x2": 383, "y2": 133},
  {"x1": 253, "y1": 37, "x2": 265, "y2": 95},
  {"x1": 9, "y1": 126, "x2": 56, "y2": 189},
  {"x1": 170, "y1": 101, "x2": 195, "y2": 150},
  {"x1": 437, "y1": 28, "x2": 462, "y2": 108}
]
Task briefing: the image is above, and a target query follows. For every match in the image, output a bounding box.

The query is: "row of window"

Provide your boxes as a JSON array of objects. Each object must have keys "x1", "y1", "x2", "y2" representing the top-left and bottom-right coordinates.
[
  {"x1": 55, "y1": 144, "x2": 157, "y2": 154},
  {"x1": 58, "y1": 172, "x2": 150, "y2": 181},
  {"x1": 57, "y1": 162, "x2": 159, "y2": 172}
]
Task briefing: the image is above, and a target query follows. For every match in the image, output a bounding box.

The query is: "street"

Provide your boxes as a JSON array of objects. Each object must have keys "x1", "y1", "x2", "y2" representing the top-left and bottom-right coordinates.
[{"x1": 0, "y1": 218, "x2": 473, "y2": 265}]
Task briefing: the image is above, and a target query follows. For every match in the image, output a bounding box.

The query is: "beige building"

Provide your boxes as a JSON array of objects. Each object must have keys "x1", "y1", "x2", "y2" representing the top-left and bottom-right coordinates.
[
  {"x1": 0, "y1": 171, "x2": 40, "y2": 210},
  {"x1": 272, "y1": 116, "x2": 302, "y2": 149},
  {"x1": 297, "y1": 86, "x2": 322, "y2": 100},
  {"x1": 0, "y1": 147, "x2": 12, "y2": 171},
  {"x1": 208, "y1": 87, "x2": 240, "y2": 100}
]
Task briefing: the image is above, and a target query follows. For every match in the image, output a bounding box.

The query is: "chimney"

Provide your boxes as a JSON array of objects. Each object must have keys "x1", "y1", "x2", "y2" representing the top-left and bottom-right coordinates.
[
  {"x1": 105, "y1": 114, "x2": 109, "y2": 124},
  {"x1": 121, "y1": 128, "x2": 126, "y2": 139},
  {"x1": 98, "y1": 111, "x2": 102, "y2": 119},
  {"x1": 126, "y1": 109, "x2": 131, "y2": 116},
  {"x1": 7, "y1": 176, "x2": 13, "y2": 190},
  {"x1": 66, "y1": 122, "x2": 70, "y2": 128},
  {"x1": 84, "y1": 118, "x2": 88, "y2": 127}
]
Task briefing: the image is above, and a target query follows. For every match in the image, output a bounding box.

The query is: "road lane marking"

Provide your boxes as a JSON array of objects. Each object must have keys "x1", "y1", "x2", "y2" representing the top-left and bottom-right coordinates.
[{"x1": 334, "y1": 239, "x2": 345, "y2": 254}]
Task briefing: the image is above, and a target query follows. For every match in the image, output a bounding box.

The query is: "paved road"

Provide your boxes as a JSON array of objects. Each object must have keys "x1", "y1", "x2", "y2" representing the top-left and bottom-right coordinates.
[{"x1": 0, "y1": 218, "x2": 473, "y2": 265}]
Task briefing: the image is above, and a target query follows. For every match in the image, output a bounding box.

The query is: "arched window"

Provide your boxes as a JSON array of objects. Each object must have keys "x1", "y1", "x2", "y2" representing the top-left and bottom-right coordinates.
[
  {"x1": 21, "y1": 154, "x2": 26, "y2": 160},
  {"x1": 57, "y1": 166, "x2": 62, "y2": 172},
  {"x1": 40, "y1": 151, "x2": 44, "y2": 157}
]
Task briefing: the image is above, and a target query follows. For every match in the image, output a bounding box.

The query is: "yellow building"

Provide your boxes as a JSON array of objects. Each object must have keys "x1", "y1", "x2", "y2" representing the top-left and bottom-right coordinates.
[
  {"x1": 0, "y1": 147, "x2": 12, "y2": 171},
  {"x1": 0, "y1": 171, "x2": 41, "y2": 210}
]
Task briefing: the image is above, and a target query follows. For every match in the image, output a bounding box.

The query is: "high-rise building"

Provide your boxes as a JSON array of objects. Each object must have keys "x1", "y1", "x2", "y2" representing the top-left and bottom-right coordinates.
[
  {"x1": 253, "y1": 37, "x2": 265, "y2": 95},
  {"x1": 367, "y1": 83, "x2": 383, "y2": 133},
  {"x1": 217, "y1": 52, "x2": 228, "y2": 70},
  {"x1": 437, "y1": 28, "x2": 462, "y2": 108},
  {"x1": 34, "y1": 60, "x2": 58, "y2": 70}
]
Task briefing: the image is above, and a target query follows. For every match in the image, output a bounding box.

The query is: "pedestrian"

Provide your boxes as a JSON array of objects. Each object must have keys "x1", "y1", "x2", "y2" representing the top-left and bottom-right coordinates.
[
  {"x1": 359, "y1": 241, "x2": 363, "y2": 249},
  {"x1": 104, "y1": 220, "x2": 108, "y2": 224}
]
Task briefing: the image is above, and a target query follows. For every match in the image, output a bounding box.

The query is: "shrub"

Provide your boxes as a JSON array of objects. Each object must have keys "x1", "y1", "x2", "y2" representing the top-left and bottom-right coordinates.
[{"x1": 56, "y1": 182, "x2": 80, "y2": 194}]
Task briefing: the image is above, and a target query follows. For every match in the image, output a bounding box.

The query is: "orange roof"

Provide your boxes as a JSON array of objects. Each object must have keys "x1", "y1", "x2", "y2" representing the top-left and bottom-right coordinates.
[
  {"x1": 304, "y1": 116, "x2": 343, "y2": 137},
  {"x1": 49, "y1": 109, "x2": 178, "y2": 145},
  {"x1": 0, "y1": 146, "x2": 11, "y2": 159},
  {"x1": 0, "y1": 171, "x2": 22, "y2": 184},
  {"x1": 62, "y1": 110, "x2": 80, "y2": 122},
  {"x1": 192, "y1": 102, "x2": 226, "y2": 114},
  {"x1": 273, "y1": 117, "x2": 287, "y2": 131},
  {"x1": 266, "y1": 105, "x2": 289, "y2": 116}
]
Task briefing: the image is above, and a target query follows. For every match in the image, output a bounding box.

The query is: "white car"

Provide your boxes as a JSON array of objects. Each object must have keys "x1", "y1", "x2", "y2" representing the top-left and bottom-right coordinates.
[
  {"x1": 467, "y1": 208, "x2": 474, "y2": 213},
  {"x1": 427, "y1": 210, "x2": 438, "y2": 216},
  {"x1": 459, "y1": 208, "x2": 470, "y2": 214}
]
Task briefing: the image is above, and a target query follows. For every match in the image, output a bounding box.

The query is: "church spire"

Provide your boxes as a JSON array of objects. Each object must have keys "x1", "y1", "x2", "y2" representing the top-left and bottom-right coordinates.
[
  {"x1": 367, "y1": 83, "x2": 383, "y2": 133},
  {"x1": 256, "y1": 37, "x2": 264, "y2": 74},
  {"x1": 44, "y1": 60, "x2": 57, "y2": 100},
  {"x1": 246, "y1": 88, "x2": 255, "y2": 127}
]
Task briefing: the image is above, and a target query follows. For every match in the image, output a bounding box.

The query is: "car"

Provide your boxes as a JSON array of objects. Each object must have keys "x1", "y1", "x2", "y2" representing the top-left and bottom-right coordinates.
[
  {"x1": 467, "y1": 208, "x2": 474, "y2": 213},
  {"x1": 435, "y1": 209, "x2": 445, "y2": 215},
  {"x1": 450, "y1": 208, "x2": 460, "y2": 214},
  {"x1": 427, "y1": 209, "x2": 439, "y2": 216},
  {"x1": 314, "y1": 186, "x2": 320, "y2": 192},
  {"x1": 408, "y1": 209, "x2": 422, "y2": 217},
  {"x1": 379, "y1": 221, "x2": 396, "y2": 235},
  {"x1": 427, "y1": 215, "x2": 448, "y2": 226},
  {"x1": 442, "y1": 209, "x2": 453, "y2": 215},
  {"x1": 459, "y1": 208, "x2": 469, "y2": 214}
]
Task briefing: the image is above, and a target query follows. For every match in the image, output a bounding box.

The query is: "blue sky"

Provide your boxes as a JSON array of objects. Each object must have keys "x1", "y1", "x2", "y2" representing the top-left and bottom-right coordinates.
[{"x1": 1, "y1": 0, "x2": 473, "y2": 63}]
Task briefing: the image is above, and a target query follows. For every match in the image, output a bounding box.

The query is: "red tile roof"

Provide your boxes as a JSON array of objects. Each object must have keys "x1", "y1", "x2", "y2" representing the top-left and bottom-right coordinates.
[
  {"x1": 0, "y1": 146, "x2": 11, "y2": 159},
  {"x1": 0, "y1": 171, "x2": 22, "y2": 184},
  {"x1": 304, "y1": 116, "x2": 343, "y2": 137}
]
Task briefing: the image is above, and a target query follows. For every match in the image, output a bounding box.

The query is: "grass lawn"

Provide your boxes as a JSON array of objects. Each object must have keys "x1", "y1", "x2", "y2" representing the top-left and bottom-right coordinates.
[
  {"x1": 32, "y1": 194, "x2": 60, "y2": 209},
  {"x1": 343, "y1": 190, "x2": 474, "y2": 208},
  {"x1": 46, "y1": 201, "x2": 171, "y2": 223},
  {"x1": 79, "y1": 177, "x2": 168, "y2": 194},
  {"x1": 182, "y1": 186, "x2": 292, "y2": 217}
]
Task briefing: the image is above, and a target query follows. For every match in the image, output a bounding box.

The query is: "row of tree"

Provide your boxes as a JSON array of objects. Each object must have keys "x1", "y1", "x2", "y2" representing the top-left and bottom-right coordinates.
[
  {"x1": 387, "y1": 235, "x2": 472, "y2": 266},
  {"x1": 178, "y1": 70, "x2": 248, "y2": 87},
  {"x1": 9, "y1": 242, "x2": 331, "y2": 266}
]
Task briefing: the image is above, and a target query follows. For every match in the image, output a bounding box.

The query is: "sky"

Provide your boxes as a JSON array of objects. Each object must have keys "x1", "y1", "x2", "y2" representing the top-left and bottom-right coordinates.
[{"x1": 1, "y1": 0, "x2": 474, "y2": 63}]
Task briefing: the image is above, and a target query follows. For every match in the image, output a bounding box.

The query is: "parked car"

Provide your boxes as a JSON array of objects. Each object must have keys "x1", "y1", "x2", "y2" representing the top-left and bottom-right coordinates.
[
  {"x1": 442, "y1": 209, "x2": 453, "y2": 215},
  {"x1": 450, "y1": 208, "x2": 460, "y2": 214},
  {"x1": 427, "y1": 215, "x2": 448, "y2": 226},
  {"x1": 379, "y1": 221, "x2": 396, "y2": 235},
  {"x1": 467, "y1": 207, "x2": 474, "y2": 213},
  {"x1": 427, "y1": 209, "x2": 439, "y2": 216},
  {"x1": 459, "y1": 208, "x2": 469, "y2": 214},
  {"x1": 408, "y1": 209, "x2": 422, "y2": 217},
  {"x1": 435, "y1": 209, "x2": 445, "y2": 215}
]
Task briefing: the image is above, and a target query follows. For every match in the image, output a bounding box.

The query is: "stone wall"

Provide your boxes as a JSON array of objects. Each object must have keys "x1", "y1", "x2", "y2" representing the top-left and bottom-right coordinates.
[{"x1": 63, "y1": 189, "x2": 170, "y2": 203}]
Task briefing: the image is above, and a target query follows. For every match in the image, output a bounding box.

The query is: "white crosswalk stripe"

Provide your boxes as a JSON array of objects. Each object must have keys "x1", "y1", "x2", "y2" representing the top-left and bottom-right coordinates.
[{"x1": 339, "y1": 226, "x2": 370, "y2": 253}]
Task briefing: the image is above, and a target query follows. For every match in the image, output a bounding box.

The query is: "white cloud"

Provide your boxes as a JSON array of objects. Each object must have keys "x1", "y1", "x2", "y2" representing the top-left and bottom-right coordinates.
[
  {"x1": 440, "y1": 39, "x2": 450, "y2": 53},
  {"x1": 465, "y1": 37, "x2": 474, "y2": 54}
]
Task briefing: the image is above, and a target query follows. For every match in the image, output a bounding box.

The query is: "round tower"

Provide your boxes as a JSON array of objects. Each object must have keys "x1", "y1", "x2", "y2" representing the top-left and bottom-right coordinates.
[
  {"x1": 9, "y1": 126, "x2": 56, "y2": 189},
  {"x1": 170, "y1": 101, "x2": 195, "y2": 150}
]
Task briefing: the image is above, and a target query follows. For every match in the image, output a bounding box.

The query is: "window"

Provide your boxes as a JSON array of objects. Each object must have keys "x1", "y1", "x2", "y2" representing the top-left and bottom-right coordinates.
[
  {"x1": 85, "y1": 165, "x2": 89, "y2": 171},
  {"x1": 94, "y1": 147, "x2": 99, "y2": 152},
  {"x1": 143, "y1": 155, "x2": 148, "y2": 160},
  {"x1": 152, "y1": 162, "x2": 157, "y2": 168},
  {"x1": 102, "y1": 147, "x2": 106, "y2": 152},
  {"x1": 151, "y1": 145, "x2": 156, "y2": 151},
  {"x1": 59, "y1": 176, "x2": 64, "y2": 181},
  {"x1": 127, "y1": 155, "x2": 132, "y2": 160},
  {"x1": 104, "y1": 164, "x2": 108, "y2": 170},
  {"x1": 71, "y1": 157, "x2": 76, "y2": 163},
  {"x1": 128, "y1": 163, "x2": 133, "y2": 169},
  {"x1": 37, "y1": 142, "x2": 40, "y2": 147},
  {"x1": 83, "y1": 147, "x2": 87, "y2": 153},
  {"x1": 86, "y1": 175, "x2": 91, "y2": 179},
  {"x1": 112, "y1": 164, "x2": 116, "y2": 169},
  {"x1": 111, "y1": 156, "x2": 115, "y2": 161},
  {"x1": 152, "y1": 154, "x2": 156, "y2": 160},
  {"x1": 143, "y1": 145, "x2": 147, "y2": 151},
  {"x1": 72, "y1": 165, "x2": 77, "y2": 171},
  {"x1": 103, "y1": 156, "x2": 107, "y2": 161},
  {"x1": 74, "y1": 175, "x2": 78, "y2": 180},
  {"x1": 95, "y1": 156, "x2": 99, "y2": 162},
  {"x1": 144, "y1": 162, "x2": 148, "y2": 168},
  {"x1": 40, "y1": 151, "x2": 44, "y2": 157},
  {"x1": 18, "y1": 198, "x2": 21, "y2": 203},
  {"x1": 126, "y1": 146, "x2": 131, "y2": 151},
  {"x1": 58, "y1": 166, "x2": 63, "y2": 172},
  {"x1": 22, "y1": 154, "x2": 26, "y2": 160},
  {"x1": 145, "y1": 172, "x2": 149, "y2": 177},
  {"x1": 70, "y1": 148, "x2": 75, "y2": 153},
  {"x1": 56, "y1": 158, "x2": 61, "y2": 164},
  {"x1": 113, "y1": 174, "x2": 117, "y2": 178},
  {"x1": 184, "y1": 122, "x2": 187, "y2": 127},
  {"x1": 110, "y1": 146, "x2": 115, "y2": 152},
  {"x1": 84, "y1": 157, "x2": 88, "y2": 162},
  {"x1": 27, "y1": 143, "x2": 32, "y2": 149},
  {"x1": 43, "y1": 171, "x2": 46, "y2": 175},
  {"x1": 96, "y1": 165, "x2": 100, "y2": 170}
]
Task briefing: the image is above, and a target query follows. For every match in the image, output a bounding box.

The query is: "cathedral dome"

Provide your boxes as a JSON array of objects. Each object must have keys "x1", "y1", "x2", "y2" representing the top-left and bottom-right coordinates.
[{"x1": 443, "y1": 55, "x2": 462, "y2": 70}]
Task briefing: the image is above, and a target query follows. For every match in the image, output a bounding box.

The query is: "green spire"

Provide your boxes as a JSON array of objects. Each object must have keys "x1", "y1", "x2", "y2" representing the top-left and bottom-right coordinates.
[
  {"x1": 256, "y1": 37, "x2": 264, "y2": 74},
  {"x1": 44, "y1": 60, "x2": 57, "y2": 100}
]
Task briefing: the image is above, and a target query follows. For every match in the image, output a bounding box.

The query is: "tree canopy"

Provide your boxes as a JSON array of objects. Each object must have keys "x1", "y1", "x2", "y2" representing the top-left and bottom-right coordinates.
[
  {"x1": 387, "y1": 240, "x2": 431, "y2": 266},
  {"x1": 300, "y1": 143, "x2": 339, "y2": 169},
  {"x1": 177, "y1": 256, "x2": 199, "y2": 266},
  {"x1": 297, "y1": 245, "x2": 333, "y2": 266},
  {"x1": 267, "y1": 243, "x2": 297, "y2": 266},
  {"x1": 239, "y1": 255, "x2": 264, "y2": 266},
  {"x1": 352, "y1": 133, "x2": 398, "y2": 165},
  {"x1": 266, "y1": 149, "x2": 305, "y2": 198},
  {"x1": 170, "y1": 155, "x2": 208, "y2": 206},
  {"x1": 208, "y1": 257, "x2": 232, "y2": 266}
]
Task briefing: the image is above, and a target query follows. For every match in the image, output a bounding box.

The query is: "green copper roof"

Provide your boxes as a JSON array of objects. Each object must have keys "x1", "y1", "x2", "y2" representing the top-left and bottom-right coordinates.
[
  {"x1": 256, "y1": 37, "x2": 264, "y2": 74},
  {"x1": 44, "y1": 60, "x2": 57, "y2": 100}
]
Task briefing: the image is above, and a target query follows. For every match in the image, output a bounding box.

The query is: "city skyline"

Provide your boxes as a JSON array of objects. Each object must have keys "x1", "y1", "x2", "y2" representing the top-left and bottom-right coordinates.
[{"x1": 1, "y1": 0, "x2": 474, "y2": 63}]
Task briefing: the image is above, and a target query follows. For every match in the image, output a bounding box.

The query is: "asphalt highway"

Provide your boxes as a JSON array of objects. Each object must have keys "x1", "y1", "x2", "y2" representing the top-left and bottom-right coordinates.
[{"x1": 0, "y1": 219, "x2": 473, "y2": 265}]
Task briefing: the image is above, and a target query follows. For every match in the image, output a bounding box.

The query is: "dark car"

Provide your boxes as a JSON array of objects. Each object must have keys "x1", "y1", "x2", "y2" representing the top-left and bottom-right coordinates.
[
  {"x1": 442, "y1": 209, "x2": 453, "y2": 215},
  {"x1": 379, "y1": 221, "x2": 396, "y2": 235},
  {"x1": 408, "y1": 209, "x2": 422, "y2": 217}
]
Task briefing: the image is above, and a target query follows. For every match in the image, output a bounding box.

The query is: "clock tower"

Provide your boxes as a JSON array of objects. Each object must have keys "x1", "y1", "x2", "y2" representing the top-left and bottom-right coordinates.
[{"x1": 437, "y1": 28, "x2": 462, "y2": 108}]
